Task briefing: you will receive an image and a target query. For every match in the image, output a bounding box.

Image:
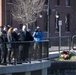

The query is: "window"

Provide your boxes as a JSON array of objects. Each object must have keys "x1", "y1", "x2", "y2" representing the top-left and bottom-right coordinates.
[
  {"x1": 6, "y1": 10, "x2": 12, "y2": 26},
  {"x1": 7, "y1": 0, "x2": 12, "y2": 3},
  {"x1": 55, "y1": 13, "x2": 60, "y2": 31},
  {"x1": 56, "y1": 0, "x2": 60, "y2": 6},
  {"x1": 66, "y1": 0, "x2": 70, "y2": 6},
  {"x1": 44, "y1": 0, "x2": 48, "y2": 4},
  {"x1": 10, "y1": 0, "x2": 12, "y2": 3},
  {"x1": 44, "y1": 12, "x2": 48, "y2": 31},
  {"x1": 65, "y1": 14, "x2": 70, "y2": 31}
]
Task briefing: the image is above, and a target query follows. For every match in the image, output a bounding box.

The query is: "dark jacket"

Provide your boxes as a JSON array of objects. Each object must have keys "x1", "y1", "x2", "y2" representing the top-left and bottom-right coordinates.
[
  {"x1": 12, "y1": 32, "x2": 19, "y2": 41},
  {"x1": 2, "y1": 30, "x2": 8, "y2": 42},
  {"x1": 0, "y1": 35, "x2": 5, "y2": 51},
  {"x1": 19, "y1": 30, "x2": 34, "y2": 41}
]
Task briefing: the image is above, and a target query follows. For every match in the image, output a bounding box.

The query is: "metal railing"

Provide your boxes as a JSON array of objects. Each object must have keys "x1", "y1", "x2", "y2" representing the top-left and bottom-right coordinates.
[
  {"x1": 44, "y1": 36, "x2": 72, "y2": 52},
  {"x1": 71, "y1": 35, "x2": 76, "y2": 50},
  {"x1": 0, "y1": 35, "x2": 73, "y2": 65},
  {"x1": 0, "y1": 40, "x2": 49, "y2": 65}
]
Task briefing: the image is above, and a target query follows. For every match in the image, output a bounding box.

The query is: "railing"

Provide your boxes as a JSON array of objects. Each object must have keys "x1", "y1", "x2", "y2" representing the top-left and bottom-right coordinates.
[
  {"x1": 71, "y1": 35, "x2": 76, "y2": 50},
  {"x1": 0, "y1": 40, "x2": 49, "y2": 65},
  {"x1": 0, "y1": 36, "x2": 73, "y2": 65},
  {"x1": 44, "y1": 36, "x2": 72, "y2": 52}
]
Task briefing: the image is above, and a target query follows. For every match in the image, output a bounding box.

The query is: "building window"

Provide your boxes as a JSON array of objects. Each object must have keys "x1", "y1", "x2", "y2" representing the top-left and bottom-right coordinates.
[
  {"x1": 44, "y1": 0, "x2": 48, "y2": 4},
  {"x1": 44, "y1": 12, "x2": 48, "y2": 31},
  {"x1": 65, "y1": 14, "x2": 70, "y2": 31},
  {"x1": 66, "y1": 0, "x2": 70, "y2": 6},
  {"x1": 55, "y1": 13, "x2": 60, "y2": 31},
  {"x1": 10, "y1": 0, "x2": 12, "y2": 3},
  {"x1": 7, "y1": 0, "x2": 12, "y2": 3},
  {"x1": 6, "y1": 10, "x2": 12, "y2": 26},
  {"x1": 56, "y1": 0, "x2": 60, "y2": 6}
]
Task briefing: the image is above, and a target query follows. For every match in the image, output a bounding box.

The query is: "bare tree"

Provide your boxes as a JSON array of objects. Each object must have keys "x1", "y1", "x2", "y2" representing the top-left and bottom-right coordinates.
[{"x1": 12, "y1": 0, "x2": 45, "y2": 25}]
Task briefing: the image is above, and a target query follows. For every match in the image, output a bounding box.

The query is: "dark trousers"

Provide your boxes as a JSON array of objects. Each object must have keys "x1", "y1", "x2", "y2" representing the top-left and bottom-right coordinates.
[
  {"x1": 1, "y1": 47, "x2": 7, "y2": 63},
  {"x1": 0, "y1": 44, "x2": 7, "y2": 64},
  {"x1": 18, "y1": 43, "x2": 30, "y2": 61}
]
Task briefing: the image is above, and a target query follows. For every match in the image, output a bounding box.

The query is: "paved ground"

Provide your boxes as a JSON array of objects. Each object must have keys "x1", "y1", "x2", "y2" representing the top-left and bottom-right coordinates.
[
  {"x1": 49, "y1": 46, "x2": 72, "y2": 58},
  {"x1": 49, "y1": 46, "x2": 71, "y2": 52}
]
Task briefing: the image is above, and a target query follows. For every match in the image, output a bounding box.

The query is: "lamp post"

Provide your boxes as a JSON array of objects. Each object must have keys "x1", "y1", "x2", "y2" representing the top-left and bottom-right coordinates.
[
  {"x1": 59, "y1": 20, "x2": 62, "y2": 53},
  {"x1": 47, "y1": 0, "x2": 50, "y2": 38},
  {"x1": 55, "y1": 11, "x2": 59, "y2": 30}
]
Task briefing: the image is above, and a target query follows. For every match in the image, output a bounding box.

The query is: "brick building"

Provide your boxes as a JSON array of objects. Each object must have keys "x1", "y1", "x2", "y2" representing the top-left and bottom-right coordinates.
[{"x1": 0, "y1": 0, "x2": 76, "y2": 37}]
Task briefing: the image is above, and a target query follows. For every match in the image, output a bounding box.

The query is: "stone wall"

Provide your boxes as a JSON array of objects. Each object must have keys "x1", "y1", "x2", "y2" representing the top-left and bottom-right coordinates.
[{"x1": 48, "y1": 61, "x2": 76, "y2": 75}]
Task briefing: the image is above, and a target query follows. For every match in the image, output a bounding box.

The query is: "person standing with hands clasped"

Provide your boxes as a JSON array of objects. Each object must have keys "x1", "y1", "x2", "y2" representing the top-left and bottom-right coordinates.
[{"x1": 33, "y1": 26, "x2": 44, "y2": 59}]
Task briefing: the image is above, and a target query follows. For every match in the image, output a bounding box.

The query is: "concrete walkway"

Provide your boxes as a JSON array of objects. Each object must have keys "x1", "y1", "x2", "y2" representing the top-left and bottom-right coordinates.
[
  {"x1": 49, "y1": 51, "x2": 59, "y2": 58},
  {"x1": 49, "y1": 47, "x2": 76, "y2": 59}
]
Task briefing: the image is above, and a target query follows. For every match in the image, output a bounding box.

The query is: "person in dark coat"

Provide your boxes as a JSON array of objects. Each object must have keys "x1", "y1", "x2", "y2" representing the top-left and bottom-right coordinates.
[
  {"x1": 18, "y1": 25, "x2": 33, "y2": 62},
  {"x1": 1, "y1": 26, "x2": 8, "y2": 64},
  {"x1": 11, "y1": 28, "x2": 19, "y2": 61},
  {"x1": 0, "y1": 32, "x2": 4, "y2": 64}
]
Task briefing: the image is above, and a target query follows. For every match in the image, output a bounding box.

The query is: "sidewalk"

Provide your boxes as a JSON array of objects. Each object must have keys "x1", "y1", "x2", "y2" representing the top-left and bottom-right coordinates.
[
  {"x1": 49, "y1": 51, "x2": 61, "y2": 58},
  {"x1": 49, "y1": 47, "x2": 76, "y2": 59},
  {"x1": 49, "y1": 46, "x2": 71, "y2": 58}
]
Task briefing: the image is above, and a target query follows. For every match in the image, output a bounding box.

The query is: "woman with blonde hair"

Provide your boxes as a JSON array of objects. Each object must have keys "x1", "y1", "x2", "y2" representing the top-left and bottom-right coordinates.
[{"x1": 7, "y1": 27, "x2": 13, "y2": 63}]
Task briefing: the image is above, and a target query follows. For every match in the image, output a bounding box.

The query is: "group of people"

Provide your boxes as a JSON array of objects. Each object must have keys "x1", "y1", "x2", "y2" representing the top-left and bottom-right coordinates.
[
  {"x1": 0, "y1": 25, "x2": 19, "y2": 64},
  {"x1": 0, "y1": 24, "x2": 44, "y2": 64}
]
